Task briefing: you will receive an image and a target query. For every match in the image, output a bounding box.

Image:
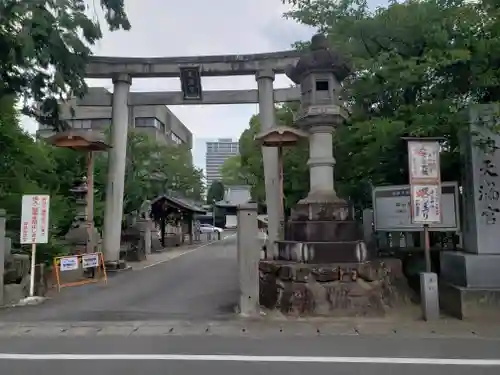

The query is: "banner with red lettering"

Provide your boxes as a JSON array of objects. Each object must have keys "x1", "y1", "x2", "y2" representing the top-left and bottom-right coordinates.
[
  {"x1": 20, "y1": 195, "x2": 50, "y2": 244},
  {"x1": 407, "y1": 140, "x2": 442, "y2": 225}
]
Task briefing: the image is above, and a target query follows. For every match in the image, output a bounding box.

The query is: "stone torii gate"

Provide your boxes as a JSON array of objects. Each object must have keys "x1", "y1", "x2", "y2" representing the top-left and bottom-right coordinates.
[{"x1": 81, "y1": 51, "x2": 302, "y2": 264}]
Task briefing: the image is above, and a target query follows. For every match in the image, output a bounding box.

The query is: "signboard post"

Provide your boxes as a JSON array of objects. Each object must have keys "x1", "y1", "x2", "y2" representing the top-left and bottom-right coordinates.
[
  {"x1": 405, "y1": 138, "x2": 443, "y2": 271},
  {"x1": 20, "y1": 195, "x2": 50, "y2": 298},
  {"x1": 404, "y1": 137, "x2": 443, "y2": 321}
]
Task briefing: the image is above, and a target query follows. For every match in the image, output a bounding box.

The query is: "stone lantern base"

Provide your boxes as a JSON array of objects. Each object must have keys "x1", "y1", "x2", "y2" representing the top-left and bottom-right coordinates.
[
  {"x1": 259, "y1": 258, "x2": 412, "y2": 316},
  {"x1": 269, "y1": 192, "x2": 412, "y2": 316},
  {"x1": 282, "y1": 192, "x2": 369, "y2": 264}
]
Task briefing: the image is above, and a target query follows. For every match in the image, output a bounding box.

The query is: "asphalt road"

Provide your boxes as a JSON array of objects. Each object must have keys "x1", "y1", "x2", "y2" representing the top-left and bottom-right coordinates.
[
  {"x1": 1, "y1": 234, "x2": 499, "y2": 374},
  {"x1": 0, "y1": 235, "x2": 239, "y2": 322},
  {"x1": 0, "y1": 334, "x2": 499, "y2": 374}
]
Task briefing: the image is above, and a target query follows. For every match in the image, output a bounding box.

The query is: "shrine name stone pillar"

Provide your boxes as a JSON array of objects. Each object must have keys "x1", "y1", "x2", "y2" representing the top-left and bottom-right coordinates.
[
  {"x1": 440, "y1": 103, "x2": 500, "y2": 320},
  {"x1": 256, "y1": 69, "x2": 281, "y2": 259},
  {"x1": 103, "y1": 73, "x2": 131, "y2": 263}
]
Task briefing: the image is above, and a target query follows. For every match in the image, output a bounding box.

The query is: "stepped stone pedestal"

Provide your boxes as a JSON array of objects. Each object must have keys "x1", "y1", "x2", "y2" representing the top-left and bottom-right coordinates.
[{"x1": 267, "y1": 195, "x2": 409, "y2": 316}]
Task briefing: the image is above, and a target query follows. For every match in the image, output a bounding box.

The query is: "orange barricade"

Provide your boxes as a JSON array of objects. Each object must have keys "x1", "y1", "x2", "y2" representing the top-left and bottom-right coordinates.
[{"x1": 53, "y1": 252, "x2": 107, "y2": 291}]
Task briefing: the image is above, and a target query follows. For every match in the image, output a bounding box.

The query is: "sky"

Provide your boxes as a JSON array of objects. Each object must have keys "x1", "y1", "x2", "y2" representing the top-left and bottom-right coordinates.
[{"x1": 21, "y1": 0, "x2": 315, "y2": 171}]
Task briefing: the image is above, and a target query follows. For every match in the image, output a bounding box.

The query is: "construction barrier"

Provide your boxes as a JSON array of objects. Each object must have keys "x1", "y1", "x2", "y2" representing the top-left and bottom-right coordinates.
[{"x1": 53, "y1": 252, "x2": 107, "y2": 291}]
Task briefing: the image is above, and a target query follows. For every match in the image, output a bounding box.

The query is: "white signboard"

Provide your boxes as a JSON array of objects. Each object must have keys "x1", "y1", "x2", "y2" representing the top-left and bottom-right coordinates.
[
  {"x1": 82, "y1": 253, "x2": 99, "y2": 269},
  {"x1": 373, "y1": 182, "x2": 459, "y2": 232},
  {"x1": 408, "y1": 141, "x2": 441, "y2": 180},
  {"x1": 60, "y1": 256, "x2": 79, "y2": 272},
  {"x1": 411, "y1": 184, "x2": 442, "y2": 224},
  {"x1": 20, "y1": 195, "x2": 50, "y2": 244}
]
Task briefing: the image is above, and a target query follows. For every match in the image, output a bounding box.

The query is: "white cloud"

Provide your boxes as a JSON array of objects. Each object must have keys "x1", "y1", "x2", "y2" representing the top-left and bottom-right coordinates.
[{"x1": 21, "y1": 0, "x2": 314, "y2": 139}]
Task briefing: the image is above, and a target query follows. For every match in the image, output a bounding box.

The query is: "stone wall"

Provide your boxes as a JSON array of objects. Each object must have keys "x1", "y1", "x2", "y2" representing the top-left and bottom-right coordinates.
[
  {"x1": 3, "y1": 257, "x2": 51, "y2": 306},
  {"x1": 259, "y1": 258, "x2": 413, "y2": 316}
]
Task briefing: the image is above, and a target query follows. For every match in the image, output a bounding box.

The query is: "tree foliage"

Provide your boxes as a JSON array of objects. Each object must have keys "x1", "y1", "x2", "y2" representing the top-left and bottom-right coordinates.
[
  {"x1": 220, "y1": 156, "x2": 247, "y2": 186},
  {"x1": 0, "y1": 96, "x2": 85, "y2": 262},
  {"x1": 240, "y1": 0, "x2": 500, "y2": 210},
  {"x1": 0, "y1": 0, "x2": 130, "y2": 129},
  {"x1": 92, "y1": 130, "x2": 204, "y2": 228},
  {"x1": 207, "y1": 180, "x2": 225, "y2": 204},
  {"x1": 234, "y1": 103, "x2": 309, "y2": 210},
  {"x1": 0, "y1": 101, "x2": 203, "y2": 261}
]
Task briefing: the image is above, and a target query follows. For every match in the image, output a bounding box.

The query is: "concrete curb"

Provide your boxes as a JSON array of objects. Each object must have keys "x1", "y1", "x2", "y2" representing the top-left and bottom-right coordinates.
[{"x1": 0, "y1": 319, "x2": 499, "y2": 339}]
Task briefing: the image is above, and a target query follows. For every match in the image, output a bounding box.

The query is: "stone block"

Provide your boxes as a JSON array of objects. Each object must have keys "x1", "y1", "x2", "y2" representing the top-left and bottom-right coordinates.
[
  {"x1": 440, "y1": 251, "x2": 500, "y2": 288},
  {"x1": 277, "y1": 240, "x2": 371, "y2": 263},
  {"x1": 259, "y1": 259, "x2": 412, "y2": 317},
  {"x1": 165, "y1": 234, "x2": 182, "y2": 248},
  {"x1": 291, "y1": 198, "x2": 350, "y2": 221},
  {"x1": 439, "y1": 282, "x2": 500, "y2": 320},
  {"x1": 3, "y1": 284, "x2": 27, "y2": 305},
  {"x1": 285, "y1": 220, "x2": 361, "y2": 242}
]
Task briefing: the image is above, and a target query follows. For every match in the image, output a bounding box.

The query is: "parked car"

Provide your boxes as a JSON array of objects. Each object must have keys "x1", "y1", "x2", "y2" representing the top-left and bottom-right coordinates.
[{"x1": 199, "y1": 224, "x2": 224, "y2": 234}]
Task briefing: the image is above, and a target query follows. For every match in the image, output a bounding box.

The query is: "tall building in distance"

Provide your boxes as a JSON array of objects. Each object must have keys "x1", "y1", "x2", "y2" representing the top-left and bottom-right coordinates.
[{"x1": 205, "y1": 138, "x2": 239, "y2": 188}]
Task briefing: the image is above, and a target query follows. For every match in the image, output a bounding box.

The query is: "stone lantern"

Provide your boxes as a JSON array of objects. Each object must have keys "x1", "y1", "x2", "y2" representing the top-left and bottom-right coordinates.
[
  {"x1": 255, "y1": 126, "x2": 308, "y2": 248},
  {"x1": 285, "y1": 33, "x2": 351, "y2": 217},
  {"x1": 257, "y1": 34, "x2": 409, "y2": 317},
  {"x1": 48, "y1": 130, "x2": 110, "y2": 255},
  {"x1": 283, "y1": 33, "x2": 366, "y2": 264}
]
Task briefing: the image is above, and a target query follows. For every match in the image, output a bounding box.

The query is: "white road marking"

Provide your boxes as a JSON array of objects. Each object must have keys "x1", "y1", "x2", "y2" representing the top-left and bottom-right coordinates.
[
  {"x1": 141, "y1": 233, "x2": 236, "y2": 270},
  {"x1": 0, "y1": 354, "x2": 498, "y2": 365}
]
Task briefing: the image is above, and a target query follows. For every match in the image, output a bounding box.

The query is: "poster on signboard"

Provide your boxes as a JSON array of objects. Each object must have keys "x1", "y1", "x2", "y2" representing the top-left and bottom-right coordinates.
[
  {"x1": 60, "y1": 256, "x2": 79, "y2": 272},
  {"x1": 82, "y1": 253, "x2": 99, "y2": 269},
  {"x1": 410, "y1": 184, "x2": 442, "y2": 224},
  {"x1": 372, "y1": 182, "x2": 459, "y2": 232},
  {"x1": 20, "y1": 195, "x2": 50, "y2": 244},
  {"x1": 408, "y1": 141, "x2": 441, "y2": 180}
]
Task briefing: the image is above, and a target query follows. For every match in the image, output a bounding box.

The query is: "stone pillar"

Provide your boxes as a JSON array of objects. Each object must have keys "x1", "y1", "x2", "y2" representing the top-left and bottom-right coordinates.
[
  {"x1": 103, "y1": 73, "x2": 131, "y2": 262},
  {"x1": 440, "y1": 103, "x2": 500, "y2": 319},
  {"x1": 307, "y1": 125, "x2": 336, "y2": 197},
  {"x1": 137, "y1": 219, "x2": 152, "y2": 256},
  {"x1": 0, "y1": 209, "x2": 5, "y2": 305},
  {"x1": 237, "y1": 202, "x2": 260, "y2": 316},
  {"x1": 362, "y1": 209, "x2": 373, "y2": 244},
  {"x1": 256, "y1": 69, "x2": 280, "y2": 259}
]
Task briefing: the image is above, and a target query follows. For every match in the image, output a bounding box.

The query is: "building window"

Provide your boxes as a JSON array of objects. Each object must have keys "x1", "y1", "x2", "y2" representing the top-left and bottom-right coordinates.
[
  {"x1": 136, "y1": 117, "x2": 167, "y2": 132},
  {"x1": 171, "y1": 132, "x2": 182, "y2": 145},
  {"x1": 135, "y1": 117, "x2": 155, "y2": 127},
  {"x1": 154, "y1": 118, "x2": 166, "y2": 132},
  {"x1": 91, "y1": 118, "x2": 111, "y2": 129},
  {"x1": 71, "y1": 119, "x2": 92, "y2": 129}
]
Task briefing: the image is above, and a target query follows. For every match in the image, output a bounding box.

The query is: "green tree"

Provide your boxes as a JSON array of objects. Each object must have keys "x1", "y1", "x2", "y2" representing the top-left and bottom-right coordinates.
[
  {"x1": 280, "y1": 0, "x2": 500, "y2": 208},
  {"x1": 0, "y1": 0, "x2": 130, "y2": 129},
  {"x1": 238, "y1": 103, "x2": 309, "y2": 210},
  {"x1": 207, "y1": 180, "x2": 225, "y2": 204},
  {"x1": 220, "y1": 155, "x2": 247, "y2": 185},
  {"x1": 93, "y1": 130, "x2": 204, "y2": 227},
  {"x1": 0, "y1": 96, "x2": 84, "y2": 262}
]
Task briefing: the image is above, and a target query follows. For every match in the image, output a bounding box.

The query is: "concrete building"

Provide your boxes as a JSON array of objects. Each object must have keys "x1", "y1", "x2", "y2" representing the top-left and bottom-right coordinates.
[
  {"x1": 36, "y1": 87, "x2": 193, "y2": 149},
  {"x1": 205, "y1": 138, "x2": 239, "y2": 187}
]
